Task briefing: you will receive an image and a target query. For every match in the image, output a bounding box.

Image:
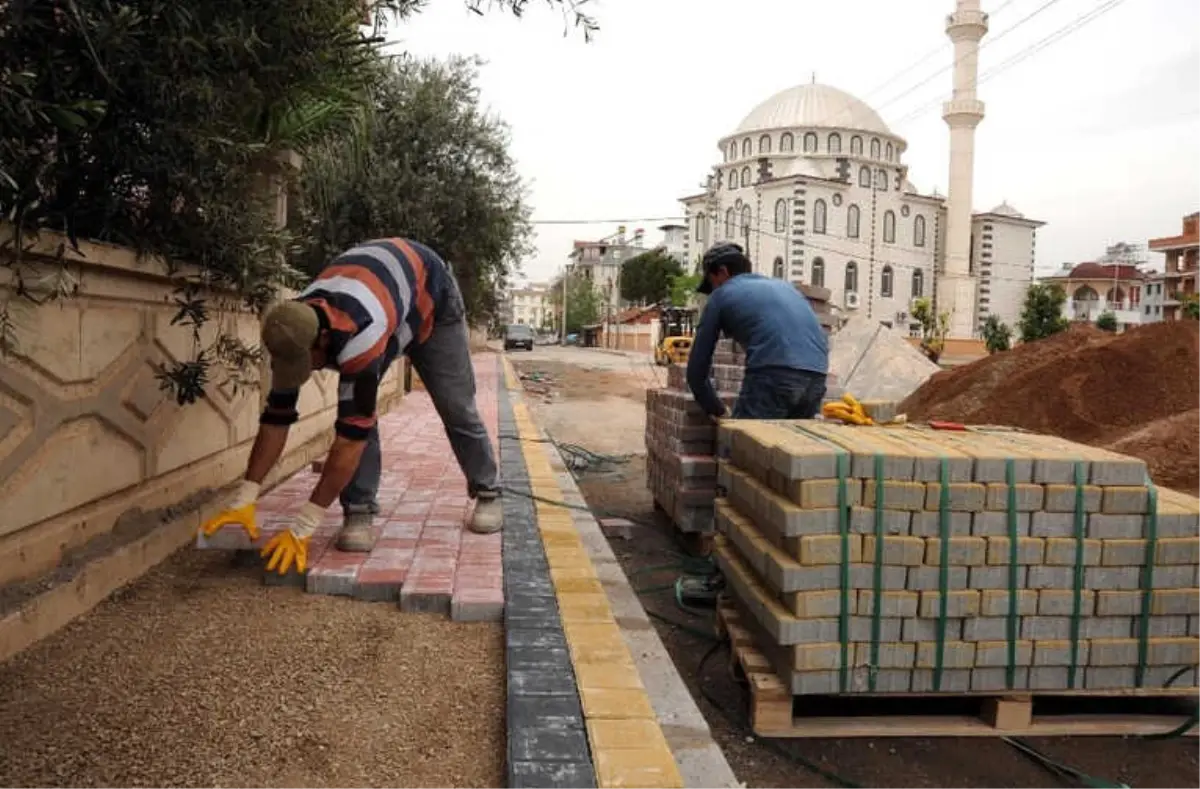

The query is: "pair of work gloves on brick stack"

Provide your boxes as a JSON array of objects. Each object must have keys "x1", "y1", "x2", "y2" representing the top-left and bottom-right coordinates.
[{"x1": 199, "y1": 480, "x2": 324, "y2": 575}]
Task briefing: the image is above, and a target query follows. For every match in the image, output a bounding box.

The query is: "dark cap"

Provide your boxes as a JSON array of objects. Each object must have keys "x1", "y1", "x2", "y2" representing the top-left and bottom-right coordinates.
[{"x1": 696, "y1": 242, "x2": 750, "y2": 295}]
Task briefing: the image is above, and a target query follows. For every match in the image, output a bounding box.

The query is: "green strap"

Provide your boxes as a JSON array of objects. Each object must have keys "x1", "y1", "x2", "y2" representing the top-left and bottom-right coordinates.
[
  {"x1": 1067, "y1": 460, "x2": 1086, "y2": 689},
  {"x1": 836, "y1": 451, "x2": 851, "y2": 692},
  {"x1": 934, "y1": 457, "x2": 951, "y2": 691},
  {"x1": 1005, "y1": 458, "x2": 1019, "y2": 690},
  {"x1": 1136, "y1": 474, "x2": 1160, "y2": 688},
  {"x1": 869, "y1": 453, "x2": 885, "y2": 691}
]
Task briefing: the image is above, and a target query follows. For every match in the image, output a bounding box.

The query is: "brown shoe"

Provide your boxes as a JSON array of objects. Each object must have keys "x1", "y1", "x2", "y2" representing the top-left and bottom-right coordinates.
[
  {"x1": 336, "y1": 512, "x2": 375, "y2": 552},
  {"x1": 469, "y1": 495, "x2": 503, "y2": 534}
]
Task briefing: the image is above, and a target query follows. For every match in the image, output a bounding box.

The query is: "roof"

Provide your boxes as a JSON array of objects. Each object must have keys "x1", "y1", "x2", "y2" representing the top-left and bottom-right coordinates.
[
  {"x1": 733, "y1": 83, "x2": 893, "y2": 137},
  {"x1": 1148, "y1": 212, "x2": 1199, "y2": 251},
  {"x1": 1042, "y1": 262, "x2": 1147, "y2": 282}
]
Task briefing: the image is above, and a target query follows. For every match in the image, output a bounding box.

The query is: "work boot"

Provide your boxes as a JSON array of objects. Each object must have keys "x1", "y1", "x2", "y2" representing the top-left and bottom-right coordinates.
[
  {"x1": 469, "y1": 492, "x2": 503, "y2": 534},
  {"x1": 336, "y1": 511, "x2": 375, "y2": 553}
]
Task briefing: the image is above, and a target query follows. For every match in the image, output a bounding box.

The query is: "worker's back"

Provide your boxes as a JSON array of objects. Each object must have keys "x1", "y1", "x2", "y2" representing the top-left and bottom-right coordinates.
[{"x1": 710, "y1": 273, "x2": 827, "y2": 374}]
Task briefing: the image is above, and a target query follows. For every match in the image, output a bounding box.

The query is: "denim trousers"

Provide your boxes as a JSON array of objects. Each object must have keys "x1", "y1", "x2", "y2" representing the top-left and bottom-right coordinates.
[{"x1": 731, "y1": 367, "x2": 827, "y2": 420}]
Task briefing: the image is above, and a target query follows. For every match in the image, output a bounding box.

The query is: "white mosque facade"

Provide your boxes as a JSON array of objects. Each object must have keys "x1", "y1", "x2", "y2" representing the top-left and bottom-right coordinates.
[{"x1": 678, "y1": 3, "x2": 1044, "y2": 339}]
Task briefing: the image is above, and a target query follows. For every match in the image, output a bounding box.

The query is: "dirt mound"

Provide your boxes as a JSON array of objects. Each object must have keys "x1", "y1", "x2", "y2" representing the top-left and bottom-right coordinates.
[{"x1": 900, "y1": 321, "x2": 1200, "y2": 491}]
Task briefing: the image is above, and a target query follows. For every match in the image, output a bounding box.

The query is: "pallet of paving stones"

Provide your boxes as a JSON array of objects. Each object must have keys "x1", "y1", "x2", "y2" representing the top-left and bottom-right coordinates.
[
  {"x1": 715, "y1": 596, "x2": 1199, "y2": 738},
  {"x1": 708, "y1": 419, "x2": 1200, "y2": 733}
]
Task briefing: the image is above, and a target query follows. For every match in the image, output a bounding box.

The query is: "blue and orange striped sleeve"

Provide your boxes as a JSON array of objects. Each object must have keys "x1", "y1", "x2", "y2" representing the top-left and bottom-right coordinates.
[{"x1": 334, "y1": 359, "x2": 382, "y2": 441}]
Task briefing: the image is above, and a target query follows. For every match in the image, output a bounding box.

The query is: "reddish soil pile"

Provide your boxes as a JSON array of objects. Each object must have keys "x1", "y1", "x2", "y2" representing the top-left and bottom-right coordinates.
[{"x1": 900, "y1": 321, "x2": 1200, "y2": 493}]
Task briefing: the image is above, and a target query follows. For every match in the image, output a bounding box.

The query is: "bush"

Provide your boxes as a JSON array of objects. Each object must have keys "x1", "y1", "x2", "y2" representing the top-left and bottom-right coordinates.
[
  {"x1": 1095, "y1": 310, "x2": 1119, "y2": 332},
  {"x1": 981, "y1": 314, "x2": 1012, "y2": 353},
  {"x1": 1018, "y1": 283, "x2": 1070, "y2": 343}
]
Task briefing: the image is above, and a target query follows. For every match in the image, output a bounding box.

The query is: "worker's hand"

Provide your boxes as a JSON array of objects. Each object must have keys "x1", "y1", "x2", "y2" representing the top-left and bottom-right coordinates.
[
  {"x1": 260, "y1": 501, "x2": 325, "y2": 575},
  {"x1": 199, "y1": 480, "x2": 262, "y2": 541},
  {"x1": 710, "y1": 408, "x2": 728, "y2": 425}
]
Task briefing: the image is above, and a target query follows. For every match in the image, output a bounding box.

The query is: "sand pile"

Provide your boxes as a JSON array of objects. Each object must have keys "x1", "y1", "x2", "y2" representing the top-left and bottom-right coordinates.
[{"x1": 900, "y1": 320, "x2": 1200, "y2": 493}]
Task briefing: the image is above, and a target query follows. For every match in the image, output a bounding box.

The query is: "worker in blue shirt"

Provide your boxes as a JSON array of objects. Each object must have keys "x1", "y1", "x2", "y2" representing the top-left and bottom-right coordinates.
[{"x1": 686, "y1": 242, "x2": 829, "y2": 420}]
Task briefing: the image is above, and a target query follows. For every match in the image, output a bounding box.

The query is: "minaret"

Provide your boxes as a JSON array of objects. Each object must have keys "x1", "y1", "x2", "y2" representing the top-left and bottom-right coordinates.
[{"x1": 938, "y1": 0, "x2": 988, "y2": 338}]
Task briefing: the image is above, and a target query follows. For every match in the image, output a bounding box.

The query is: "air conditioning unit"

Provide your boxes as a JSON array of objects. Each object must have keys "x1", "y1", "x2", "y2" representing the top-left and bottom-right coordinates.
[{"x1": 844, "y1": 291, "x2": 861, "y2": 309}]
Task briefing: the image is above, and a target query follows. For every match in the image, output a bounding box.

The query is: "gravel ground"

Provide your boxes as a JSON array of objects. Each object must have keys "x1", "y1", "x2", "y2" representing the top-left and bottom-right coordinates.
[{"x1": 0, "y1": 549, "x2": 504, "y2": 788}]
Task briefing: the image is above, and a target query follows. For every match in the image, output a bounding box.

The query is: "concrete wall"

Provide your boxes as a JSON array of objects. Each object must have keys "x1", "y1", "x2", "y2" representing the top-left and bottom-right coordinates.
[
  {"x1": 0, "y1": 230, "x2": 401, "y2": 586},
  {"x1": 599, "y1": 322, "x2": 656, "y2": 354}
]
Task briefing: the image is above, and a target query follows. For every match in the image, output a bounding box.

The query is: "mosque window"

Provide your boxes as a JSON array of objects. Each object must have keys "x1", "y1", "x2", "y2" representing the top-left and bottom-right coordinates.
[
  {"x1": 886, "y1": 142, "x2": 894, "y2": 161},
  {"x1": 812, "y1": 199, "x2": 827, "y2": 234},
  {"x1": 850, "y1": 135, "x2": 863, "y2": 155},
  {"x1": 740, "y1": 204, "x2": 752, "y2": 237},
  {"x1": 781, "y1": 132, "x2": 794, "y2": 152},
  {"x1": 881, "y1": 265, "x2": 894, "y2": 297},
  {"x1": 725, "y1": 207, "x2": 735, "y2": 237},
  {"x1": 740, "y1": 166, "x2": 751, "y2": 186},
  {"x1": 845, "y1": 261, "x2": 858, "y2": 293},
  {"x1": 883, "y1": 210, "x2": 896, "y2": 243},
  {"x1": 729, "y1": 169, "x2": 738, "y2": 189},
  {"x1": 772, "y1": 257, "x2": 785, "y2": 279},
  {"x1": 912, "y1": 268, "x2": 924, "y2": 298},
  {"x1": 811, "y1": 257, "x2": 825, "y2": 287},
  {"x1": 870, "y1": 138, "x2": 881, "y2": 159},
  {"x1": 803, "y1": 132, "x2": 818, "y2": 153},
  {"x1": 875, "y1": 169, "x2": 888, "y2": 191},
  {"x1": 742, "y1": 138, "x2": 752, "y2": 158},
  {"x1": 914, "y1": 215, "x2": 927, "y2": 247},
  {"x1": 858, "y1": 166, "x2": 871, "y2": 187},
  {"x1": 828, "y1": 133, "x2": 842, "y2": 154},
  {"x1": 847, "y1": 204, "x2": 860, "y2": 239},
  {"x1": 729, "y1": 141, "x2": 737, "y2": 161},
  {"x1": 695, "y1": 214, "x2": 706, "y2": 247},
  {"x1": 759, "y1": 134, "x2": 772, "y2": 154},
  {"x1": 774, "y1": 198, "x2": 788, "y2": 233}
]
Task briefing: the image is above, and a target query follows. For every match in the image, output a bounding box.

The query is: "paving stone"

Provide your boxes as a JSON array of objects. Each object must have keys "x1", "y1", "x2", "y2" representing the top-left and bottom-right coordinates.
[
  {"x1": 1037, "y1": 589, "x2": 1096, "y2": 616},
  {"x1": 855, "y1": 590, "x2": 919, "y2": 618},
  {"x1": 1087, "y1": 514, "x2": 1144, "y2": 539},
  {"x1": 1086, "y1": 566, "x2": 1141, "y2": 590},
  {"x1": 974, "y1": 640, "x2": 1034, "y2": 667},
  {"x1": 907, "y1": 565, "x2": 969, "y2": 590},
  {"x1": 1032, "y1": 640, "x2": 1091, "y2": 666},
  {"x1": 911, "y1": 510, "x2": 973, "y2": 537},
  {"x1": 910, "y1": 668, "x2": 971, "y2": 692},
  {"x1": 509, "y1": 761, "x2": 598, "y2": 789},
  {"x1": 971, "y1": 667, "x2": 1030, "y2": 691},
  {"x1": 918, "y1": 590, "x2": 981, "y2": 618},
  {"x1": 969, "y1": 565, "x2": 1028, "y2": 590},
  {"x1": 1043, "y1": 484, "x2": 1103, "y2": 513},
  {"x1": 979, "y1": 589, "x2": 1038, "y2": 616},
  {"x1": 925, "y1": 536, "x2": 987, "y2": 566},
  {"x1": 904, "y1": 617, "x2": 965, "y2": 642},
  {"x1": 971, "y1": 511, "x2": 1031, "y2": 537},
  {"x1": 1148, "y1": 565, "x2": 1200, "y2": 589},
  {"x1": 984, "y1": 536, "x2": 1046, "y2": 565},
  {"x1": 1030, "y1": 512, "x2": 1075, "y2": 538},
  {"x1": 510, "y1": 726, "x2": 592, "y2": 763}
]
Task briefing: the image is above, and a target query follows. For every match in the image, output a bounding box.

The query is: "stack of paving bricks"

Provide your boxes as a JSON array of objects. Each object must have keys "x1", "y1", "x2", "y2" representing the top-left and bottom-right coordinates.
[{"x1": 712, "y1": 419, "x2": 1200, "y2": 696}]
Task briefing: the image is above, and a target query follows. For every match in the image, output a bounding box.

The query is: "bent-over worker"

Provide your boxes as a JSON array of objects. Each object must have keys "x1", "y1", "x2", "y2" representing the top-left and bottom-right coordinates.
[
  {"x1": 200, "y1": 238, "x2": 501, "y2": 574},
  {"x1": 686, "y1": 242, "x2": 829, "y2": 420}
]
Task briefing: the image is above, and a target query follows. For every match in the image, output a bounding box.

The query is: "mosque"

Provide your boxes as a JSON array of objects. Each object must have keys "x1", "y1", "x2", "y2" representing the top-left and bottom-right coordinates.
[{"x1": 678, "y1": 0, "x2": 1043, "y2": 340}]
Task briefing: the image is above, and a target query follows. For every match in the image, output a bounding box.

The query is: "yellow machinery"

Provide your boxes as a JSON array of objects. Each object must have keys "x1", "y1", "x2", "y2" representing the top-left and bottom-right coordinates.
[{"x1": 654, "y1": 306, "x2": 698, "y2": 366}]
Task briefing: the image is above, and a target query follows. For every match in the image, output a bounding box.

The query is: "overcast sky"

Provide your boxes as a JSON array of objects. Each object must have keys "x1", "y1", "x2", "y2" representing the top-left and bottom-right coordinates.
[{"x1": 389, "y1": 0, "x2": 1200, "y2": 283}]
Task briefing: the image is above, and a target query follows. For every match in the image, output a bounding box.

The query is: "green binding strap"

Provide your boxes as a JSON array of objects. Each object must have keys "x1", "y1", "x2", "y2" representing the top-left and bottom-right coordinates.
[
  {"x1": 1136, "y1": 473, "x2": 1160, "y2": 688},
  {"x1": 837, "y1": 451, "x2": 851, "y2": 693},
  {"x1": 1005, "y1": 458, "x2": 1019, "y2": 690},
  {"x1": 934, "y1": 457, "x2": 951, "y2": 691},
  {"x1": 869, "y1": 453, "x2": 886, "y2": 691},
  {"x1": 1067, "y1": 460, "x2": 1087, "y2": 689}
]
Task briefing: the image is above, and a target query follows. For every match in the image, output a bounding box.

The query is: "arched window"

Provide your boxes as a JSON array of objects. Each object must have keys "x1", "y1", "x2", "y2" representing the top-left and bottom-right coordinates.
[
  {"x1": 885, "y1": 142, "x2": 894, "y2": 161},
  {"x1": 724, "y1": 207, "x2": 735, "y2": 237},
  {"x1": 858, "y1": 166, "x2": 871, "y2": 187},
  {"x1": 740, "y1": 204, "x2": 752, "y2": 238},
  {"x1": 1106, "y1": 287, "x2": 1126, "y2": 306},
  {"x1": 811, "y1": 257, "x2": 825, "y2": 287},
  {"x1": 729, "y1": 142, "x2": 738, "y2": 161},
  {"x1": 780, "y1": 132, "x2": 794, "y2": 152},
  {"x1": 740, "y1": 166, "x2": 751, "y2": 186},
  {"x1": 774, "y1": 198, "x2": 788, "y2": 233},
  {"x1": 912, "y1": 268, "x2": 924, "y2": 298},
  {"x1": 772, "y1": 256, "x2": 785, "y2": 279},
  {"x1": 870, "y1": 138, "x2": 881, "y2": 159},
  {"x1": 729, "y1": 169, "x2": 738, "y2": 189},
  {"x1": 803, "y1": 132, "x2": 818, "y2": 153},
  {"x1": 847, "y1": 204, "x2": 861, "y2": 238},
  {"x1": 883, "y1": 210, "x2": 896, "y2": 243},
  {"x1": 881, "y1": 265, "x2": 894, "y2": 297},
  {"x1": 812, "y1": 199, "x2": 827, "y2": 234},
  {"x1": 875, "y1": 168, "x2": 888, "y2": 191},
  {"x1": 845, "y1": 261, "x2": 858, "y2": 293},
  {"x1": 914, "y1": 215, "x2": 927, "y2": 247},
  {"x1": 742, "y1": 138, "x2": 752, "y2": 158},
  {"x1": 828, "y1": 133, "x2": 842, "y2": 154},
  {"x1": 759, "y1": 134, "x2": 772, "y2": 154},
  {"x1": 850, "y1": 135, "x2": 863, "y2": 155},
  {"x1": 695, "y1": 214, "x2": 707, "y2": 248}
]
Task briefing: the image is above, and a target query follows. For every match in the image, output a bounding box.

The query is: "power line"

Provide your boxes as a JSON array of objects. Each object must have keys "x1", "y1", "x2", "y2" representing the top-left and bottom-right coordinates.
[{"x1": 531, "y1": 216, "x2": 686, "y2": 225}]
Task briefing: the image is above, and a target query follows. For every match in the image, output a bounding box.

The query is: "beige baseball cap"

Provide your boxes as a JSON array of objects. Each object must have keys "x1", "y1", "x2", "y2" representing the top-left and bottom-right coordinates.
[{"x1": 261, "y1": 301, "x2": 320, "y2": 390}]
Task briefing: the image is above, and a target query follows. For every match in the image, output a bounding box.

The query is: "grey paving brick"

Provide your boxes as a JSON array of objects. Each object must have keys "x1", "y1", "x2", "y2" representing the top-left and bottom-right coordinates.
[
  {"x1": 1085, "y1": 666, "x2": 1137, "y2": 690},
  {"x1": 985, "y1": 483, "x2": 1044, "y2": 511},
  {"x1": 1020, "y1": 616, "x2": 1071, "y2": 640},
  {"x1": 508, "y1": 645, "x2": 573, "y2": 672},
  {"x1": 911, "y1": 510, "x2": 972, "y2": 537},
  {"x1": 1037, "y1": 589, "x2": 1095, "y2": 616},
  {"x1": 1030, "y1": 512, "x2": 1075, "y2": 538},
  {"x1": 1149, "y1": 565, "x2": 1200, "y2": 589},
  {"x1": 510, "y1": 727, "x2": 592, "y2": 763},
  {"x1": 1085, "y1": 566, "x2": 1141, "y2": 590},
  {"x1": 856, "y1": 590, "x2": 919, "y2": 618},
  {"x1": 1028, "y1": 666, "x2": 1075, "y2": 690},
  {"x1": 1087, "y1": 514, "x2": 1144, "y2": 539},
  {"x1": 974, "y1": 640, "x2": 1034, "y2": 667},
  {"x1": 971, "y1": 667, "x2": 1030, "y2": 691},
  {"x1": 788, "y1": 670, "x2": 841, "y2": 694},
  {"x1": 509, "y1": 761, "x2": 598, "y2": 789},
  {"x1": 508, "y1": 694, "x2": 585, "y2": 730},
  {"x1": 1033, "y1": 640, "x2": 1091, "y2": 666},
  {"x1": 306, "y1": 566, "x2": 359, "y2": 597},
  {"x1": 980, "y1": 589, "x2": 1038, "y2": 616},
  {"x1": 903, "y1": 617, "x2": 964, "y2": 642},
  {"x1": 1146, "y1": 615, "x2": 1191, "y2": 637},
  {"x1": 971, "y1": 511, "x2": 1031, "y2": 537},
  {"x1": 1043, "y1": 484, "x2": 1102, "y2": 513},
  {"x1": 962, "y1": 617, "x2": 1010, "y2": 642},
  {"x1": 969, "y1": 565, "x2": 1028, "y2": 590},
  {"x1": 509, "y1": 667, "x2": 579, "y2": 697},
  {"x1": 907, "y1": 565, "x2": 969, "y2": 590},
  {"x1": 1082, "y1": 616, "x2": 1134, "y2": 639},
  {"x1": 1043, "y1": 537, "x2": 1101, "y2": 566},
  {"x1": 507, "y1": 627, "x2": 568, "y2": 650},
  {"x1": 910, "y1": 668, "x2": 971, "y2": 692},
  {"x1": 1027, "y1": 566, "x2": 1076, "y2": 590}
]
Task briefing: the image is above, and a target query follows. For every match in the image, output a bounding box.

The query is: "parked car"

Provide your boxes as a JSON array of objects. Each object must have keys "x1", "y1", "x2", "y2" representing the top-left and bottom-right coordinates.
[{"x1": 503, "y1": 324, "x2": 534, "y2": 351}]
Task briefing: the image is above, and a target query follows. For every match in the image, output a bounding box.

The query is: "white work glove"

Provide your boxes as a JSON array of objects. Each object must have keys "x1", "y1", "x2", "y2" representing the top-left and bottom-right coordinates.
[{"x1": 260, "y1": 501, "x2": 325, "y2": 575}]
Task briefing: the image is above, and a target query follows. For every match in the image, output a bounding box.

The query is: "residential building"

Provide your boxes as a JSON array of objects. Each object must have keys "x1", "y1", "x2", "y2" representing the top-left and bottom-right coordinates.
[
  {"x1": 1147, "y1": 212, "x2": 1199, "y2": 321},
  {"x1": 506, "y1": 281, "x2": 552, "y2": 328},
  {"x1": 658, "y1": 223, "x2": 689, "y2": 265},
  {"x1": 1039, "y1": 261, "x2": 1146, "y2": 331},
  {"x1": 677, "y1": 6, "x2": 1041, "y2": 340},
  {"x1": 567, "y1": 228, "x2": 647, "y2": 313}
]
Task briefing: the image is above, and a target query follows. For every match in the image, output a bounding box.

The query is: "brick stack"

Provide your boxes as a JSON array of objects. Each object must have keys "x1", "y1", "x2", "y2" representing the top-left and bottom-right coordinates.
[{"x1": 713, "y1": 420, "x2": 1200, "y2": 695}]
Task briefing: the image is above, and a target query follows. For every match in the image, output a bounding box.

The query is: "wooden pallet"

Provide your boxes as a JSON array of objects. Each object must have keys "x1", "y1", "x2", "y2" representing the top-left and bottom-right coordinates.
[{"x1": 715, "y1": 600, "x2": 1199, "y2": 739}]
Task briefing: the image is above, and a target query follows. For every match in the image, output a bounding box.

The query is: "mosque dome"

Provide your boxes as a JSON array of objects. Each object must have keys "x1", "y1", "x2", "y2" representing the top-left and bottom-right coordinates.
[
  {"x1": 733, "y1": 83, "x2": 893, "y2": 137},
  {"x1": 989, "y1": 200, "x2": 1024, "y2": 218}
]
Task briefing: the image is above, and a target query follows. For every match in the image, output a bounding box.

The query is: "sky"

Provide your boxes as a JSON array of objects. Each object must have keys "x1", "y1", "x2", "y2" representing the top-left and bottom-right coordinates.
[{"x1": 387, "y1": 0, "x2": 1200, "y2": 283}]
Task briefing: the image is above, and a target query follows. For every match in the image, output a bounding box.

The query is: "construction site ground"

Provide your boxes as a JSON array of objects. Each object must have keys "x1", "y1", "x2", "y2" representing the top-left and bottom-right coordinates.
[{"x1": 510, "y1": 346, "x2": 1200, "y2": 789}]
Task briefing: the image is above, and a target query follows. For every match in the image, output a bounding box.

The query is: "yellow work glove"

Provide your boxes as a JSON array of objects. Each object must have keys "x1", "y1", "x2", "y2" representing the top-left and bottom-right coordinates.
[
  {"x1": 199, "y1": 480, "x2": 261, "y2": 541},
  {"x1": 260, "y1": 501, "x2": 324, "y2": 575}
]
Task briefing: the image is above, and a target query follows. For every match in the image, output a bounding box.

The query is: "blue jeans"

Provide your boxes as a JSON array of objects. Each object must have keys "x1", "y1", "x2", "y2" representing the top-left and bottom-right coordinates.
[{"x1": 731, "y1": 367, "x2": 827, "y2": 420}]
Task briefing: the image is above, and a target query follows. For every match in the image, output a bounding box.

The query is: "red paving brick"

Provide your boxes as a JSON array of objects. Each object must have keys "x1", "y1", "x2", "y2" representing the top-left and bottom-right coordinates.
[{"x1": 198, "y1": 355, "x2": 504, "y2": 620}]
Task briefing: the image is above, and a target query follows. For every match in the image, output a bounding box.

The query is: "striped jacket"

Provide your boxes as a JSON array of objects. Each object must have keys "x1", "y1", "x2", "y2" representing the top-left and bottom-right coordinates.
[{"x1": 261, "y1": 238, "x2": 452, "y2": 440}]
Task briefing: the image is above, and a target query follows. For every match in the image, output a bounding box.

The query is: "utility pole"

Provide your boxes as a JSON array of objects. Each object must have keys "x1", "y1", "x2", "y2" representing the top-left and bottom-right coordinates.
[{"x1": 560, "y1": 263, "x2": 569, "y2": 344}]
